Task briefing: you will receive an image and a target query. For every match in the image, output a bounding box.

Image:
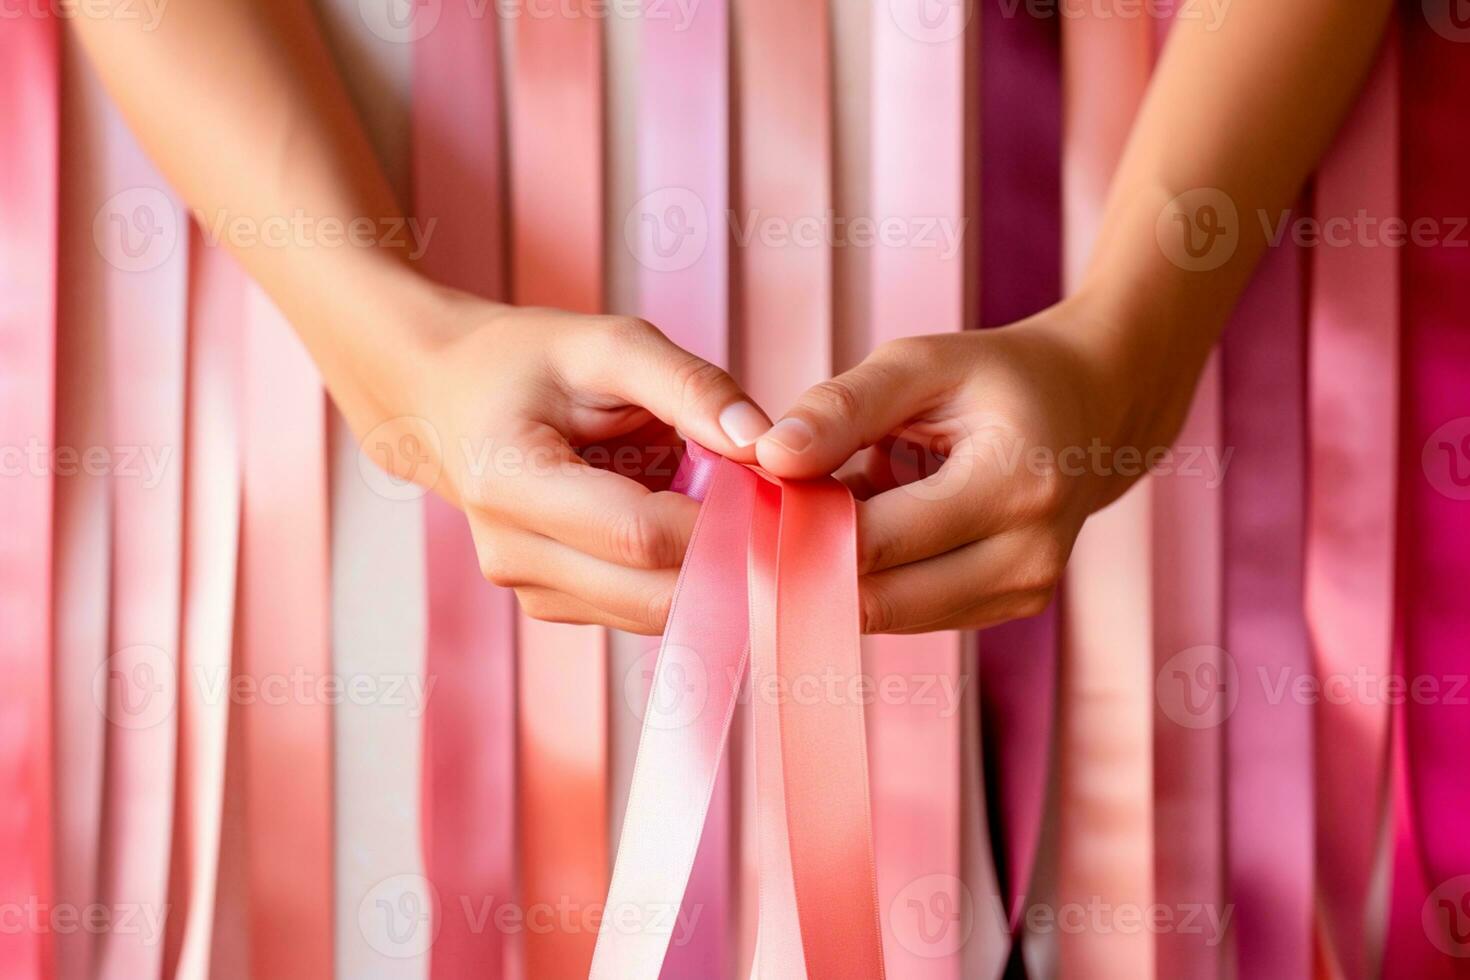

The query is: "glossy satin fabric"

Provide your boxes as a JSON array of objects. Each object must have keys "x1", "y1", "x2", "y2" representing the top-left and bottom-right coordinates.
[
  {"x1": 94, "y1": 88, "x2": 188, "y2": 980},
  {"x1": 509, "y1": 6, "x2": 609, "y2": 976},
  {"x1": 1223, "y1": 237, "x2": 1314, "y2": 978},
  {"x1": 1058, "y1": 10, "x2": 1157, "y2": 978},
  {"x1": 635, "y1": 2, "x2": 732, "y2": 973},
  {"x1": 869, "y1": 3, "x2": 965, "y2": 974},
  {"x1": 1399, "y1": 0, "x2": 1470, "y2": 932},
  {"x1": 166, "y1": 233, "x2": 245, "y2": 980},
  {"x1": 240, "y1": 284, "x2": 334, "y2": 978},
  {"x1": 1306, "y1": 32, "x2": 1399, "y2": 980},
  {"x1": 0, "y1": 14, "x2": 58, "y2": 979},
  {"x1": 412, "y1": 2, "x2": 516, "y2": 976},
  {"x1": 977, "y1": 0, "x2": 1063, "y2": 953},
  {"x1": 594, "y1": 445, "x2": 885, "y2": 980}
]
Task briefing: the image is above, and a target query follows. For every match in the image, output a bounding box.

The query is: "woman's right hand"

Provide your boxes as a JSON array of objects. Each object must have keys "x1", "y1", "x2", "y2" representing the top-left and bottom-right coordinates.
[{"x1": 355, "y1": 290, "x2": 771, "y2": 634}]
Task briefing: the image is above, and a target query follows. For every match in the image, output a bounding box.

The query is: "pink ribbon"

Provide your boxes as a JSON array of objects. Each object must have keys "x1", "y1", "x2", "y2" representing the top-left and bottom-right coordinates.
[
  {"x1": 594, "y1": 444, "x2": 885, "y2": 980},
  {"x1": 1306, "y1": 29, "x2": 1399, "y2": 980},
  {"x1": 0, "y1": 12, "x2": 58, "y2": 978},
  {"x1": 412, "y1": 2, "x2": 517, "y2": 976}
]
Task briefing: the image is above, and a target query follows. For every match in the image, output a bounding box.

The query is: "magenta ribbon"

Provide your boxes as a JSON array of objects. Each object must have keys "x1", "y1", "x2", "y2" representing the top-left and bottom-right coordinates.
[
  {"x1": 593, "y1": 443, "x2": 885, "y2": 980},
  {"x1": 0, "y1": 12, "x2": 59, "y2": 979}
]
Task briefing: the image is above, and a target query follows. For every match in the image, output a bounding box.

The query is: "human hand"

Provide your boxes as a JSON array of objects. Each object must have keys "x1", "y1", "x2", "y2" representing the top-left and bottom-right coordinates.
[
  {"x1": 358, "y1": 289, "x2": 771, "y2": 634},
  {"x1": 754, "y1": 300, "x2": 1189, "y2": 633}
]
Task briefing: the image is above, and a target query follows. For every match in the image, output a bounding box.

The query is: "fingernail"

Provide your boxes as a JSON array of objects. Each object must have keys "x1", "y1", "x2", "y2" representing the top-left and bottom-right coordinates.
[
  {"x1": 764, "y1": 418, "x2": 813, "y2": 454},
  {"x1": 718, "y1": 401, "x2": 771, "y2": 447}
]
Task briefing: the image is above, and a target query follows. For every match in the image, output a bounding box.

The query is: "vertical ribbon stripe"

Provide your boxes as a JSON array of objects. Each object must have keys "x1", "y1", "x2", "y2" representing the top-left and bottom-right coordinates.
[
  {"x1": 1223, "y1": 237, "x2": 1314, "y2": 978},
  {"x1": 1400, "y1": 0, "x2": 1470, "y2": 924},
  {"x1": 166, "y1": 233, "x2": 245, "y2": 980},
  {"x1": 869, "y1": 2, "x2": 965, "y2": 974},
  {"x1": 240, "y1": 285, "x2": 333, "y2": 978},
  {"x1": 636, "y1": 1, "x2": 732, "y2": 974},
  {"x1": 412, "y1": 1, "x2": 515, "y2": 976},
  {"x1": 1058, "y1": 9, "x2": 1156, "y2": 979},
  {"x1": 0, "y1": 12, "x2": 59, "y2": 979},
  {"x1": 1306, "y1": 31, "x2": 1399, "y2": 980},
  {"x1": 94, "y1": 92, "x2": 188, "y2": 980},
  {"x1": 510, "y1": 6, "x2": 609, "y2": 976},
  {"x1": 977, "y1": 0, "x2": 1063, "y2": 956}
]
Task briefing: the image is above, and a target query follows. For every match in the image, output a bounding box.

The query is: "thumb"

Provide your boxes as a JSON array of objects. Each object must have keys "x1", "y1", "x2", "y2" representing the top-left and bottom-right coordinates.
[
  {"x1": 756, "y1": 341, "x2": 954, "y2": 479},
  {"x1": 582, "y1": 317, "x2": 771, "y2": 462}
]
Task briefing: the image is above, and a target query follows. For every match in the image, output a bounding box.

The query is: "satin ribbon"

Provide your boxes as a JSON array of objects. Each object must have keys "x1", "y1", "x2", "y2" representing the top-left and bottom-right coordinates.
[
  {"x1": 1399, "y1": 0, "x2": 1470, "y2": 938},
  {"x1": 869, "y1": 3, "x2": 965, "y2": 974},
  {"x1": 593, "y1": 444, "x2": 885, "y2": 980},
  {"x1": 0, "y1": 13, "x2": 58, "y2": 979},
  {"x1": 635, "y1": 2, "x2": 732, "y2": 974},
  {"x1": 93, "y1": 86, "x2": 188, "y2": 980},
  {"x1": 510, "y1": 6, "x2": 609, "y2": 976},
  {"x1": 411, "y1": 0, "x2": 516, "y2": 976},
  {"x1": 1222, "y1": 234, "x2": 1314, "y2": 978},
  {"x1": 977, "y1": 0, "x2": 1063, "y2": 956},
  {"x1": 1306, "y1": 30, "x2": 1399, "y2": 980},
  {"x1": 1057, "y1": 9, "x2": 1156, "y2": 978},
  {"x1": 165, "y1": 232, "x2": 245, "y2": 980},
  {"x1": 52, "y1": 40, "x2": 113, "y2": 980},
  {"x1": 240, "y1": 285, "x2": 333, "y2": 978}
]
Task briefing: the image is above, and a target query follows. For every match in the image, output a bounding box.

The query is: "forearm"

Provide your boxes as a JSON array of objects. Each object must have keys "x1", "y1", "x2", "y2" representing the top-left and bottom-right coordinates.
[
  {"x1": 69, "y1": 0, "x2": 449, "y2": 424},
  {"x1": 1059, "y1": 0, "x2": 1394, "y2": 442}
]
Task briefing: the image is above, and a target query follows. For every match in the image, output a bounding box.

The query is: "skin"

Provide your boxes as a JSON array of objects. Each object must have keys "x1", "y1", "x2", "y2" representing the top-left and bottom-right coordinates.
[{"x1": 72, "y1": 0, "x2": 1393, "y2": 634}]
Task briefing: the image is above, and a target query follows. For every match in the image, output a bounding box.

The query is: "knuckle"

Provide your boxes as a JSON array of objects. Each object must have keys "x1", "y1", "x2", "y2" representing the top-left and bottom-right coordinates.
[
  {"x1": 672, "y1": 355, "x2": 733, "y2": 414},
  {"x1": 1014, "y1": 533, "x2": 1069, "y2": 593},
  {"x1": 478, "y1": 547, "x2": 519, "y2": 589},
  {"x1": 859, "y1": 580, "x2": 900, "y2": 635},
  {"x1": 602, "y1": 314, "x2": 655, "y2": 346},
  {"x1": 1013, "y1": 588, "x2": 1054, "y2": 620},
  {"x1": 606, "y1": 505, "x2": 677, "y2": 569},
  {"x1": 1017, "y1": 463, "x2": 1069, "y2": 521},
  {"x1": 806, "y1": 376, "x2": 865, "y2": 423}
]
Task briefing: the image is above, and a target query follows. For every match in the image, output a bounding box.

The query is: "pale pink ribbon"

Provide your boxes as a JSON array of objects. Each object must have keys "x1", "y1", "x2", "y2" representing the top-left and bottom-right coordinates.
[
  {"x1": 635, "y1": 0, "x2": 732, "y2": 974},
  {"x1": 869, "y1": 2, "x2": 966, "y2": 974},
  {"x1": 412, "y1": 0, "x2": 516, "y2": 974},
  {"x1": 0, "y1": 12, "x2": 59, "y2": 978},
  {"x1": 593, "y1": 445, "x2": 886, "y2": 980},
  {"x1": 93, "y1": 85, "x2": 189, "y2": 980},
  {"x1": 1306, "y1": 30, "x2": 1399, "y2": 980},
  {"x1": 1058, "y1": 9, "x2": 1157, "y2": 978}
]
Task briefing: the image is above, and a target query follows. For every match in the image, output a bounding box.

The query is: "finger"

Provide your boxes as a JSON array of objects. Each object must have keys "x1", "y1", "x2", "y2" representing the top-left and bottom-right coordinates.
[
  {"x1": 755, "y1": 337, "x2": 961, "y2": 479},
  {"x1": 858, "y1": 529, "x2": 1064, "y2": 634},
  {"x1": 473, "y1": 522, "x2": 678, "y2": 630},
  {"x1": 476, "y1": 429, "x2": 699, "y2": 569},
  {"x1": 514, "y1": 587, "x2": 661, "y2": 635},
  {"x1": 559, "y1": 316, "x2": 771, "y2": 461},
  {"x1": 881, "y1": 589, "x2": 1055, "y2": 634},
  {"x1": 855, "y1": 435, "x2": 1040, "y2": 573}
]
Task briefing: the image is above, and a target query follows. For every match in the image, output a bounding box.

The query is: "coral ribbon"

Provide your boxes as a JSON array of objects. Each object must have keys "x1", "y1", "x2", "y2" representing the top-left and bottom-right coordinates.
[
  {"x1": 240, "y1": 290, "x2": 333, "y2": 978},
  {"x1": 94, "y1": 87, "x2": 189, "y2": 980},
  {"x1": 868, "y1": 3, "x2": 965, "y2": 974},
  {"x1": 412, "y1": 1, "x2": 516, "y2": 976},
  {"x1": 1222, "y1": 235, "x2": 1314, "y2": 977},
  {"x1": 635, "y1": 1, "x2": 732, "y2": 974},
  {"x1": 1306, "y1": 30, "x2": 1399, "y2": 980},
  {"x1": 593, "y1": 444, "x2": 885, "y2": 980},
  {"x1": 509, "y1": 5, "x2": 608, "y2": 976},
  {"x1": 0, "y1": 12, "x2": 58, "y2": 979}
]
